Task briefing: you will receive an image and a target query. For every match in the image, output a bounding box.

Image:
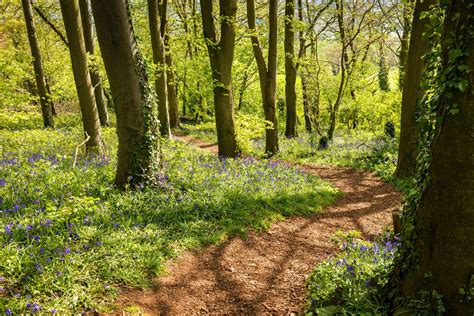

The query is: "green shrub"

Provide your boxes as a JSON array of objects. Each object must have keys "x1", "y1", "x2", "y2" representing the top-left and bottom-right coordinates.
[{"x1": 306, "y1": 233, "x2": 400, "y2": 315}]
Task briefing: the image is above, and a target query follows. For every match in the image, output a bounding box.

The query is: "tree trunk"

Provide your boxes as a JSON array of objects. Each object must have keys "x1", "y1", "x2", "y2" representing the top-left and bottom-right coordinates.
[
  {"x1": 247, "y1": 0, "x2": 279, "y2": 156},
  {"x1": 201, "y1": 0, "x2": 239, "y2": 157},
  {"x1": 148, "y1": 0, "x2": 171, "y2": 138},
  {"x1": 91, "y1": 0, "x2": 161, "y2": 188},
  {"x1": 159, "y1": 0, "x2": 180, "y2": 129},
  {"x1": 59, "y1": 0, "x2": 102, "y2": 153},
  {"x1": 398, "y1": 0, "x2": 413, "y2": 89},
  {"x1": 398, "y1": 2, "x2": 474, "y2": 314},
  {"x1": 328, "y1": 0, "x2": 347, "y2": 141},
  {"x1": 378, "y1": 41, "x2": 390, "y2": 92},
  {"x1": 78, "y1": 0, "x2": 109, "y2": 127},
  {"x1": 21, "y1": 0, "x2": 54, "y2": 128},
  {"x1": 395, "y1": 0, "x2": 435, "y2": 178},
  {"x1": 285, "y1": 0, "x2": 297, "y2": 138},
  {"x1": 302, "y1": 75, "x2": 312, "y2": 132}
]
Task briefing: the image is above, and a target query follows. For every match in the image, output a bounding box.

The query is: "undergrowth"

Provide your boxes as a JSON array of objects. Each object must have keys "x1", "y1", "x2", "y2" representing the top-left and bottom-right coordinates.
[
  {"x1": 181, "y1": 117, "x2": 412, "y2": 193},
  {"x1": 0, "y1": 111, "x2": 339, "y2": 313},
  {"x1": 306, "y1": 231, "x2": 400, "y2": 315}
]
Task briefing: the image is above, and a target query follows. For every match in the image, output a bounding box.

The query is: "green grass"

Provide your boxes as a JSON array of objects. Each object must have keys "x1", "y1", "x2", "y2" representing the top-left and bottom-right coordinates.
[
  {"x1": 181, "y1": 118, "x2": 412, "y2": 193},
  {"x1": 0, "y1": 111, "x2": 339, "y2": 313}
]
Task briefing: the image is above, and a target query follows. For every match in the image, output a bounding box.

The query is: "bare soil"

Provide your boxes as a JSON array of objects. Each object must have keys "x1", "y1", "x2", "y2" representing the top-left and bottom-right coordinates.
[{"x1": 116, "y1": 135, "x2": 402, "y2": 315}]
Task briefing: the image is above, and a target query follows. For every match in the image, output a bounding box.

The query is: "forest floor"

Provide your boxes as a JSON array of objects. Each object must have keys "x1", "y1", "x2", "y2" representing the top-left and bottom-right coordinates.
[{"x1": 116, "y1": 135, "x2": 402, "y2": 314}]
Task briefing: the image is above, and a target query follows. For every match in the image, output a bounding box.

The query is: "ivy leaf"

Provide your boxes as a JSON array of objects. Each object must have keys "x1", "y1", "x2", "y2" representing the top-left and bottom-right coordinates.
[
  {"x1": 448, "y1": 48, "x2": 462, "y2": 60},
  {"x1": 455, "y1": 80, "x2": 468, "y2": 92}
]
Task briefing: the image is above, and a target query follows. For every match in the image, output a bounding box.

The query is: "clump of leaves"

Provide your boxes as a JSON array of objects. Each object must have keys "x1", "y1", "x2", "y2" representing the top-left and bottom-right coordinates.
[{"x1": 306, "y1": 232, "x2": 400, "y2": 315}]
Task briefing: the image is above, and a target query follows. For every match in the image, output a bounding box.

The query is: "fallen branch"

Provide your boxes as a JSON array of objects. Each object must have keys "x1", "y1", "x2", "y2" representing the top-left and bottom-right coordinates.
[{"x1": 72, "y1": 132, "x2": 90, "y2": 168}]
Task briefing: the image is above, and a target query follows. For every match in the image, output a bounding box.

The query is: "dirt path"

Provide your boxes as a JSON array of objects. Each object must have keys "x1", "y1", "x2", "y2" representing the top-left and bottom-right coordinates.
[{"x1": 117, "y1": 135, "x2": 402, "y2": 315}]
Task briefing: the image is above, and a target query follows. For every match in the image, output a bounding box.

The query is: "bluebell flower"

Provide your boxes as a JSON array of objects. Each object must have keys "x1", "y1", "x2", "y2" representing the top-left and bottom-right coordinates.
[
  {"x1": 0, "y1": 179, "x2": 6, "y2": 187},
  {"x1": 4, "y1": 224, "x2": 13, "y2": 235},
  {"x1": 32, "y1": 302, "x2": 41, "y2": 313},
  {"x1": 5, "y1": 308, "x2": 12, "y2": 315},
  {"x1": 51, "y1": 308, "x2": 57, "y2": 314}
]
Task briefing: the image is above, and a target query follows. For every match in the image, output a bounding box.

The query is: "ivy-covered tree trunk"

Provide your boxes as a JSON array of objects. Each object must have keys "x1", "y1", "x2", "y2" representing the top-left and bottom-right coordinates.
[
  {"x1": 247, "y1": 0, "x2": 279, "y2": 156},
  {"x1": 91, "y1": 0, "x2": 160, "y2": 188},
  {"x1": 285, "y1": 0, "x2": 297, "y2": 138},
  {"x1": 201, "y1": 0, "x2": 239, "y2": 158},
  {"x1": 78, "y1": 0, "x2": 109, "y2": 127},
  {"x1": 397, "y1": 2, "x2": 474, "y2": 314},
  {"x1": 148, "y1": 0, "x2": 171, "y2": 138},
  {"x1": 395, "y1": 0, "x2": 436, "y2": 178},
  {"x1": 59, "y1": 0, "x2": 103, "y2": 153},
  {"x1": 21, "y1": 0, "x2": 54, "y2": 128}
]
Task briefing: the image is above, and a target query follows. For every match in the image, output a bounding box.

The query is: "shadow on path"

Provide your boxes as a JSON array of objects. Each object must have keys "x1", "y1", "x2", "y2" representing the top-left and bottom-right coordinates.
[{"x1": 116, "y1": 135, "x2": 402, "y2": 314}]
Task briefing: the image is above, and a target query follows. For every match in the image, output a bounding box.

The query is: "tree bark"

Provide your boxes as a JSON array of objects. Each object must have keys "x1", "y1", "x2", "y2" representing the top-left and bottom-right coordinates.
[
  {"x1": 328, "y1": 0, "x2": 347, "y2": 141},
  {"x1": 298, "y1": 0, "x2": 310, "y2": 132},
  {"x1": 398, "y1": 2, "x2": 474, "y2": 314},
  {"x1": 78, "y1": 0, "x2": 109, "y2": 127},
  {"x1": 59, "y1": 0, "x2": 102, "y2": 153},
  {"x1": 285, "y1": 0, "x2": 297, "y2": 138},
  {"x1": 148, "y1": 0, "x2": 171, "y2": 138},
  {"x1": 378, "y1": 40, "x2": 390, "y2": 92},
  {"x1": 201, "y1": 0, "x2": 239, "y2": 157},
  {"x1": 395, "y1": 0, "x2": 435, "y2": 178},
  {"x1": 21, "y1": 0, "x2": 54, "y2": 128},
  {"x1": 247, "y1": 0, "x2": 279, "y2": 156},
  {"x1": 398, "y1": 0, "x2": 413, "y2": 89},
  {"x1": 92, "y1": 0, "x2": 161, "y2": 188},
  {"x1": 159, "y1": 0, "x2": 180, "y2": 129}
]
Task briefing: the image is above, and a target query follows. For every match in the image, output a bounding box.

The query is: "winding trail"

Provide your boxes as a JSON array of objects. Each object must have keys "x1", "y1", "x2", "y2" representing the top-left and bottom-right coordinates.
[{"x1": 117, "y1": 135, "x2": 402, "y2": 314}]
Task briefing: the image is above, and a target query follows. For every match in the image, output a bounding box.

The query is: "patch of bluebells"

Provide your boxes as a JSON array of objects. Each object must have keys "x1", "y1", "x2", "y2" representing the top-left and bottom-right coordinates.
[
  {"x1": 306, "y1": 235, "x2": 401, "y2": 314},
  {"x1": 1, "y1": 131, "x2": 335, "y2": 313}
]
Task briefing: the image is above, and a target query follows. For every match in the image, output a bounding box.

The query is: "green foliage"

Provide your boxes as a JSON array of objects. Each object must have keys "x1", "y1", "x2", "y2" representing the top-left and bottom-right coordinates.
[
  {"x1": 182, "y1": 117, "x2": 410, "y2": 192},
  {"x1": 306, "y1": 233, "x2": 400, "y2": 315},
  {"x1": 0, "y1": 113, "x2": 339, "y2": 313}
]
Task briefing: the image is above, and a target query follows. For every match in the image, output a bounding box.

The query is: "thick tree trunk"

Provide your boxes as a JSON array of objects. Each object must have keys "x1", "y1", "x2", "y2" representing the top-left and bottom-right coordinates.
[
  {"x1": 21, "y1": 0, "x2": 54, "y2": 128},
  {"x1": 148, "y1": 0, "x2": 171, "y2": 138},
  {"x1": 59, "y1": 0, "x2": 102, "y2": 153},
  {"x1": 285, "y1": 0, "x2": 297, "y2": 138},
  {"x1": 398, "y1": 3, "x2": 474, "y2": 314},
  {"x1": 78, "y1": 0, "x2": 109, "y2": 127},
  {"x1": 247, "y1": 0, "x2": 279, "y2": 156},
  {"x1": 91, "y1": 0, "x2": 161, "y2": 188},
  {"x1": 201, "y1": 0, "x2": 239, "y2": 158},
  {"x1": 395, "y1": 0, "x2": 435, "y2": 178},
  {"x1": 398, "y1": 0, "x2": 413, "y2": 89},
  {"x1": 165, "y1": 49, "x2": 179, "y2": 128}
]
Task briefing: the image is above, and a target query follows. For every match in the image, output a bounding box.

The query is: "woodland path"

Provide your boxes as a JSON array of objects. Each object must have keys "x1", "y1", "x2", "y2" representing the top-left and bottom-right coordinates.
[{"x1": 117, "y1": 135, "x2": 402, "y2": 315}]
